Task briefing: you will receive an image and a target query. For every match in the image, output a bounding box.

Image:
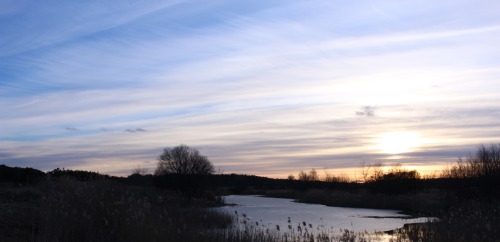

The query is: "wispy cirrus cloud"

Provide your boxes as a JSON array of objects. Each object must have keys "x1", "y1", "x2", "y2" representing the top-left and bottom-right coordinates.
[
  {"x1": 0, "y1": 0, "x2": 184, "y2": 57},
  {"x1": 1, "y1": 0, "x2": 500, "y2": 177}
]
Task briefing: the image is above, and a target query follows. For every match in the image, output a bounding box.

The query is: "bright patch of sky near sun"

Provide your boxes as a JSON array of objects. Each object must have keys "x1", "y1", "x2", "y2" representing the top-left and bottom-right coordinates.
[
  {"x1": 1, "y1": 0, "x2": 500, "y2": 177},
  {"x1": 374, "y1": 132, "x2": 422, "y2": 155}
]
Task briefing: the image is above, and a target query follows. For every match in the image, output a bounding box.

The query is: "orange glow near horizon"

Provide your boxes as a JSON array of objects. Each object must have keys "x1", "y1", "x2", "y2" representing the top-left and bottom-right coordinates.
[{"x1": 257, "y1": 164, "x2": 448, "y2": 181}]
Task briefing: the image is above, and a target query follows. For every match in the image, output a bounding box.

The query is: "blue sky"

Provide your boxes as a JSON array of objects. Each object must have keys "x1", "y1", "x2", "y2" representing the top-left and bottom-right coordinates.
[{"x1": 1, "y1": 0, "x2": 500, "y2": 177}]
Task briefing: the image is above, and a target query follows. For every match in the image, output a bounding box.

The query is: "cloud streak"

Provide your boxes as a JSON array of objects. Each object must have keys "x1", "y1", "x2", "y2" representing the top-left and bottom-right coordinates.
[
  {"x1": 124, "y1": 128, "x2": 147, "y2": 133},
  {"x1": 1, "y1": 0, "x2": 500, "y2": 177},
  {"x1": 356, "y1": 106, "x2": 375, "y2": 117}
]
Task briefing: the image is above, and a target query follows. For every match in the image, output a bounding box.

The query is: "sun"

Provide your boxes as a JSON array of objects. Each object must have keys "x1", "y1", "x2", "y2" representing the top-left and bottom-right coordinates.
[{"x1": 375, "y1": 131, "x2": 421, "y2": 154}]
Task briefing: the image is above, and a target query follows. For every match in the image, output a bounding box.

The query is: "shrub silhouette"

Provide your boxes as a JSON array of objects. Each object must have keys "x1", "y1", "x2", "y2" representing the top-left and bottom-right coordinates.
[
  {"x1": 155, "y1": 144, "x2": 214, "y2": 175},
  {"x1": 297, "y1": 169, "x2": 319, "y2": 181},
  {"x1": 444, "y1": 144, "x2": 500, "y2": 179}
]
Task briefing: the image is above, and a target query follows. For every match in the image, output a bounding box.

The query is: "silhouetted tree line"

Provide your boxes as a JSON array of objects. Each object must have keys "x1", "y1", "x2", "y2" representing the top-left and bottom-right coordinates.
[
  {"x1": 0, "y1": 165, "x2": 124, "y2": 185},
  {"x1": 47, "y1": 168, "x2": 115, "y2": 182},
  {"x1": 126, "y1": 173, "x2": 154, "y2": 186},
  {"x1": 2, "y1": 144, "x2": 500, "y2": 199},
  {"x1": 362, "y1": 164, "x2": 422, "y2": 194},
  {"x1": 0, "y1": 164, "x2": 45, "y2": 185},
  {"x1": 151, "y1": 173, "x2": 360, "y2": 195},
  {"x1": 150, "y1": 145, "x2": 351, "y2": 197},
  {"x1": 1, "y1": 161, "x2": 496, "y2": 199}
]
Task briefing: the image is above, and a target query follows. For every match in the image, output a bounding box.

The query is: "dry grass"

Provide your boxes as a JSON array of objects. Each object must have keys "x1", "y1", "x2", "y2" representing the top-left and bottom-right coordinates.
[
  {"x1": 383, "y1": 200, "x2": 500, "y2": 242},
  {"x1": 0, "y1": 179, "x2": 399, "y2": 242},
  {"x1": 1, "y1": 178, "x2": 232, "y2": 242},
  {"x1": 2, "y1": 178, "x2": 499, "y2": 242}
]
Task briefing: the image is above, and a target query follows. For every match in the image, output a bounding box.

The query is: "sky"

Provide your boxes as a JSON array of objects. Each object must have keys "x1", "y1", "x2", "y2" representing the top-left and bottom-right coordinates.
[{"x1": 1, "y1": 0, "x2": 500, "y2": 178}]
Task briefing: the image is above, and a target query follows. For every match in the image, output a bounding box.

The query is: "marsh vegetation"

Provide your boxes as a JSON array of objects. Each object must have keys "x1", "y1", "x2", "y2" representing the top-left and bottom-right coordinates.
[{"x1": 1, "y1": 144, "x2": 500, "y2": 241}]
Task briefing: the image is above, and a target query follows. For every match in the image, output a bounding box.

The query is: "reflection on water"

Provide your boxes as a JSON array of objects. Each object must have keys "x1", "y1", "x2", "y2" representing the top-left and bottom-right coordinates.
[{"x1": 219, "y1": 195, "x2": 431, "y2": 235}]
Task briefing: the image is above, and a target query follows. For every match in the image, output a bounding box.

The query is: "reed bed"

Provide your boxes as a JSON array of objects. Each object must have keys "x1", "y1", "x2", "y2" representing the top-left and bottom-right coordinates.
[{"x1": 2, "y1": 177, "x2": 498, "y2": 242}]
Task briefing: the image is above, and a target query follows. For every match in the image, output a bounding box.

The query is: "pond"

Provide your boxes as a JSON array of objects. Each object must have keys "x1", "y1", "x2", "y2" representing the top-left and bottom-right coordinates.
[{"x1": 219, "y1": 195, "x2": 431, "y2": 235}]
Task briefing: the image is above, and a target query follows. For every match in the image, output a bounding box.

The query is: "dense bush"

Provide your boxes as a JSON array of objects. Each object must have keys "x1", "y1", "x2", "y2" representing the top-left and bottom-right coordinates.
[{"x1": 155, "y1": 144, "x2": 215, "y2": 175}]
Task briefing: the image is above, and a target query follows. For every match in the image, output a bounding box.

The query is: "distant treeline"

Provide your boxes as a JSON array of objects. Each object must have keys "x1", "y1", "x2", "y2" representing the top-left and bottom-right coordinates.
[
  {"x1": 0, "y1": 164, "x2": 348, "y2": 192},
  {"x1": 2, "y1": 144, "x2": 500, "y2": 198},
  {"x1": 0, "y1": 165, "x2": 120, "y2": 184},
  {"x1": 2, "y1": 165, "x2": 499, "y2": 200},
  {"x1": 0, "y1": 164, "x2": 46, "y2": 184},
  {"x1": 150, "y1": 171, "x2": 500, "y2": 199}
]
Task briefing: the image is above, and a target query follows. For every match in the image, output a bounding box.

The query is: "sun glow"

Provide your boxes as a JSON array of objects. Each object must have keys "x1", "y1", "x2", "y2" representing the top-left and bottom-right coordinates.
[{"x1": 375, "y1": 131, "x2": 422, "y2": 154}]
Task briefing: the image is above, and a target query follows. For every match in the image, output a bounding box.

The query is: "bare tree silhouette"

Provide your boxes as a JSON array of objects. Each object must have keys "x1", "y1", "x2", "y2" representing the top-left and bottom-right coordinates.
[{"x1": 155, "y1": 144, "x2": 214, "y2": 175}]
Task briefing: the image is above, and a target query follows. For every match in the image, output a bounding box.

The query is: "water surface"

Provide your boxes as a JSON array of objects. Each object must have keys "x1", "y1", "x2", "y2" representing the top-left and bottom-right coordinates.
[{"x1": 221, "y1": 195, "x2": 430, "y2": 234}]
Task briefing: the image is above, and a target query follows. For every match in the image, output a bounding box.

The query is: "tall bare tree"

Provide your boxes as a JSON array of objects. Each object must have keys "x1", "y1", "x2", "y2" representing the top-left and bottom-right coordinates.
[
  {"x1": 359, "y1": 162, "x2": 371, "y2": 183},
  {"x1": 155, "y1": 144, "x2": 215, "y2": 175}
]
